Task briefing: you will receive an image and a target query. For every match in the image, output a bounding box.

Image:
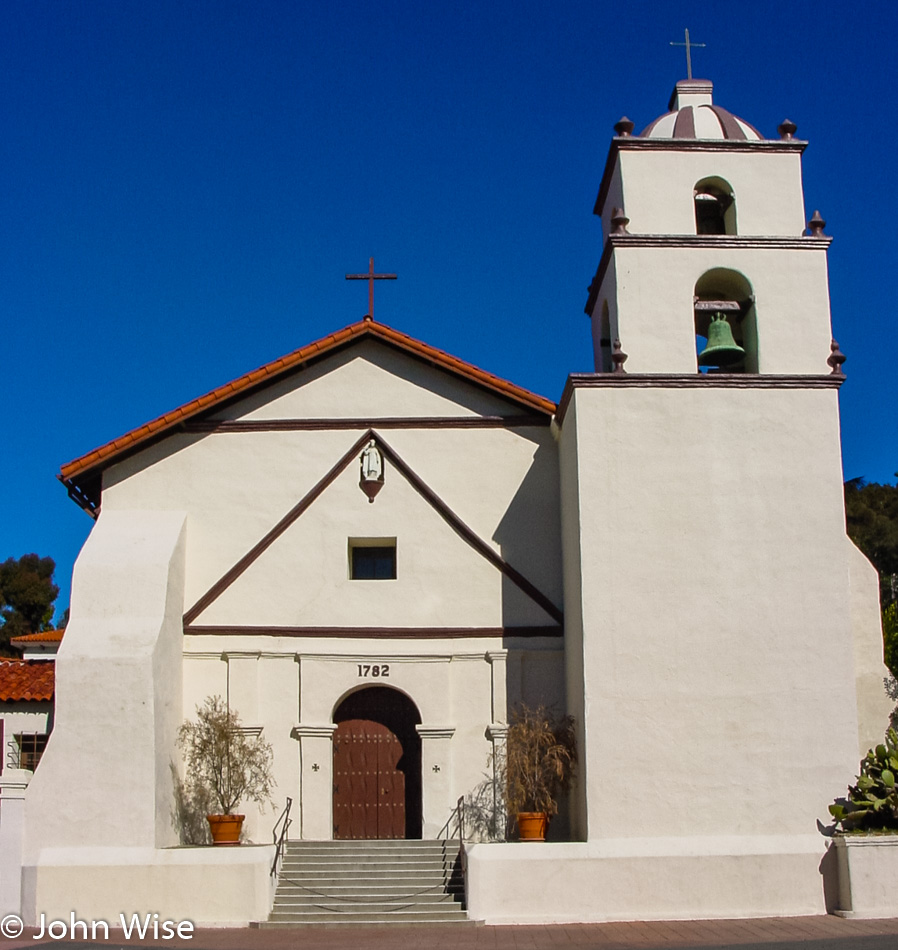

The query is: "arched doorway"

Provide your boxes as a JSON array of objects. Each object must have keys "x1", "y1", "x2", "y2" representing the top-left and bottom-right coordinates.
[{"x1": 332, "y1": 686, "x2": 422, "y2": 839}]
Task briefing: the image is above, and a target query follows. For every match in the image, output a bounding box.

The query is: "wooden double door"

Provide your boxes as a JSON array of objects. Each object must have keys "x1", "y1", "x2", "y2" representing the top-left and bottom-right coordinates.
[
  {"x1": 333, "y1": 719, "x2": 406, "y2": 839},
  {"x1": 332, "y1": 686, "x2": 422, "y2": 840}
]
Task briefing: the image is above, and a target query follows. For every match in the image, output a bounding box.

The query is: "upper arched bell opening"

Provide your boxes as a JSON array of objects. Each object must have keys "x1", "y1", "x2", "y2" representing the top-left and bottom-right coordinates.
[{"x1": 694, "y1": 177, "x2": 736, "y2": 235}]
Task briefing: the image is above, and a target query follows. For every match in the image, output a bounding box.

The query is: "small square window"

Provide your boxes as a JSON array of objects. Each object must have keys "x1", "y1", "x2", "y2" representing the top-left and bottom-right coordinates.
[
  {"x1": 15, "y1": 733, "x2": 48, "y2": 772},
  {"x1": 349, "y1": 539, "x2": 396, "y2": 580}
]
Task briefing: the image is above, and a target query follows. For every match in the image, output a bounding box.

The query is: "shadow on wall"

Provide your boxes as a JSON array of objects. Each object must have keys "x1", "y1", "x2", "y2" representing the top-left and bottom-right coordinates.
[
  {"x1": 170, "y1": 762, "x2": 212, "y2": 845},
  {"x1": 460, "y1": 770, "x2": 506, "y2": 843},
  {"x1": 493, "y1": 440, "x2": 562, "y2": 630},
  {"x1": 818, "y1": 839, "x2": 840, "y2": 914}
]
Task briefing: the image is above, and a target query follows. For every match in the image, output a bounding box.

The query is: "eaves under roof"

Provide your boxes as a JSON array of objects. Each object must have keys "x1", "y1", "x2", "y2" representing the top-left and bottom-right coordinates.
[
  {"x1": 10, "y1": 629, "x2": 65, "y2": 645},
  {"x1": 59, "y1": 318, "x2": 556, "y2": 515}
]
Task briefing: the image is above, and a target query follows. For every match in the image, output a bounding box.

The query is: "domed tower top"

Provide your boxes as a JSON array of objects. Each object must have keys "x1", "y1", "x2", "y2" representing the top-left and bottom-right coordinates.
[
  {"x1": 640, "y1": 79, "x2": 764, "y2": 140},
  {"x1": 586, "y1": 77, "x2": 831, "y2": 379}
]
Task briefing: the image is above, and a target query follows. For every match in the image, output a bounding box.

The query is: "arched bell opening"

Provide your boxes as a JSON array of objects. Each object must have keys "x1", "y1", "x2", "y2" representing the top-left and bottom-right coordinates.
[
  {"x1": 694, "y1": 269, "x2": 758, "y2": 374},
  {"x1": 332, "y1": 685, "x2": 422, "y2": 840},
  {"x1": 694, "y1": 177, "x2": 737, "y2": 235},
  {"x1": 598, "y1": 300, "x2": 613, "y2": 373}
]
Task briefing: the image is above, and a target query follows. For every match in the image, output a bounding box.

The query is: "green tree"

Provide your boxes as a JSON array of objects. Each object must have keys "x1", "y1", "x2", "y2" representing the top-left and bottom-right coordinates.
[
  {"x1": 0, "y1": 554, "x2": 60, "y2": 655},
  {"x1": 884, "y1": 601, "x2": 898, "y2": 681},
  {"x1": 845, "y1": 476, "x2": 898, "y2": 606}
]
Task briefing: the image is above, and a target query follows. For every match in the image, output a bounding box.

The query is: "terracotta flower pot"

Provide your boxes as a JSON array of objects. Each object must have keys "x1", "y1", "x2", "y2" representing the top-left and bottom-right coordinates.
[
  {"x1": 206, "y1": 814, "x2": 245, "y2": 846},
  {"x1": 517, "y1": 812, "x2": 548, "y2": 841}
]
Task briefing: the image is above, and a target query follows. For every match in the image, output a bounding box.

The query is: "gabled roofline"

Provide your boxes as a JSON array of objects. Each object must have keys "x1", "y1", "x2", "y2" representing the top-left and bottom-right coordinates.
[{"x1": 59, "y1": 318, "x2": 556, "y2": 514}]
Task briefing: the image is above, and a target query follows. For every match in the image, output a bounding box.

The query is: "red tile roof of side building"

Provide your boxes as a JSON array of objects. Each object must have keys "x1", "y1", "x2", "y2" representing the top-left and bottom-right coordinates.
[
  {"x1": 59, "y1": 318, "x2": 557, "y2": 514},
  {"x1": 9, "y1": 629, "x2": 65, "y2": 644},
  {"x1": 0, "y1": 659, "x2": 55, "y2": 702}
]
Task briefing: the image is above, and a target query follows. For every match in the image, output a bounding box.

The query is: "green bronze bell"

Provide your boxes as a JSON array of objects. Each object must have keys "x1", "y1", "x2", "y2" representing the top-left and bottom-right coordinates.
[{"x1": 697, "y1": 312, "x2": 745, "y2": 367}]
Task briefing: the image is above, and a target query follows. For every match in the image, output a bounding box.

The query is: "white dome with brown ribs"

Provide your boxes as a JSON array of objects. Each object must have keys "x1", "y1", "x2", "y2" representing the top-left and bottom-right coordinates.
[{"x1": 640, "y1": 79, "x2": 764, "y2": 141}]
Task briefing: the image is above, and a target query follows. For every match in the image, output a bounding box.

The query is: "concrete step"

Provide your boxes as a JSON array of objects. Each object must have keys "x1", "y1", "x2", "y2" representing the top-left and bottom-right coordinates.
[
  {"x1": 266, "y1": 910, "x2": 469, "y2": 924},
  {"x1": 280, "y1": 863, "x2": 457, "y2": 872},
  {"x1": 276, "y1": 882, "x2": 460, "y2": 894},
  {"x1": 274, "y1": 882, "x2": 463, "y2": 894},
  {"x1": 274, "y1": 893, "x2": 463, "y2": 906},
  {"x1": 273, "y1": 897, "x2": 463, "y2": 910},
  {"x1": 284, "y1": 845, "x2": 456, "y2": 851}
]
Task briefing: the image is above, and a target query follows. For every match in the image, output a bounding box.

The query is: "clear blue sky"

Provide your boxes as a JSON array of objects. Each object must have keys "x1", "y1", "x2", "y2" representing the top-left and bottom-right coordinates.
[{"x1": 3, "y1": 0, "x2": 896, "y2": 619}]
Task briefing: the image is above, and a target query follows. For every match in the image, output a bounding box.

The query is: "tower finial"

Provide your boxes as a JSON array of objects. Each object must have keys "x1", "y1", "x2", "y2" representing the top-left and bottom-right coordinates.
[{"x1": 670, "y1": 28, "x2": 706, "y2": 80}]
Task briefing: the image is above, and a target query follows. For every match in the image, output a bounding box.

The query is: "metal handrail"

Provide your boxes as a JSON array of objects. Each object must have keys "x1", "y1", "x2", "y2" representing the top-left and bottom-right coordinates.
[
  {"x1": 270, "y1": 796, "x2": 293, "y2": 877},
  {"x1": 437, "y1": 796, "x2": 466, "y2": 855}
]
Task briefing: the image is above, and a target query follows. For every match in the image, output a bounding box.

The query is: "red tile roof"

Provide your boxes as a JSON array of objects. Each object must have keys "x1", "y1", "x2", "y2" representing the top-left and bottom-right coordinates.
[
  {"x1": 0, "y1": 660, "x2": 55, "y2": 702},
  {"x1": 9, "y1": 629, "x2": 65, "y2": 644},
  {"x1": 59, "y1": 319, "x2": 556, "y2": 513}
]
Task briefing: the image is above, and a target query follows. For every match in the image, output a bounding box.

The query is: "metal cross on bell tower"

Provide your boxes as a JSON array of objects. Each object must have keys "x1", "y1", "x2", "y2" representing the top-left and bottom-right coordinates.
[
  {"x1": 345, "y1": 257, "x2": 397, "y2": 321},
  {"x1": 670, "y1": 28, "x2": 706, "y2": 80}
]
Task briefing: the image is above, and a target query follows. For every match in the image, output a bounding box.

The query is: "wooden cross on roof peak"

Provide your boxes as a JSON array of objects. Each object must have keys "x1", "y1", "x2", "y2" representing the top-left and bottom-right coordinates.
[
  {"x1": 670, "y1": 28, "x2": 706, "y2": 80},
  {"x1": 345, "y1": 257, "x2": 397, "y2": 321}
]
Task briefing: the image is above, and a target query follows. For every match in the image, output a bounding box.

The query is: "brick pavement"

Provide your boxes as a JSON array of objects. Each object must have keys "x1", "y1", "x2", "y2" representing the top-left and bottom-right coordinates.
[{"x1": 5, "y1": 916, "x2": 898, "y2": 950}]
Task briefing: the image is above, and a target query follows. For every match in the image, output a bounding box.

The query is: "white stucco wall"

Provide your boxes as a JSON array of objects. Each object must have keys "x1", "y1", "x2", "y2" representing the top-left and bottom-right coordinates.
[
  {"x1": 211, "y1": 341, "x2": 527, "y2": 421},
  {"x1": 25, "y1": 845, "x2": 275, "y2": 926},
  {"x1": 24, "y1": 510, "x2": 187, "y2": 856},
  {"x1": 599, "y1": 148, "x2": 806, "y2": 237},
  {"x1": 182, "y1": 637, "x2": 565, "y2": 842},
  {"x1": 76, "y1": 345, "x2": 565, "y2": 850},
  {"x1": 460, "y1": 380, "x2": 872, "y2": 922},
  {"x1": 848, "y1": 540, "x2": 894, "y2": 754},
  {"x1": 594, "y1": 244, "x2": 833, "y2": 375},
  {"x1": 22, "y1": 510, "x2": 187, "y2": 922},
  {"x1": 101, "y1": 346, "x2": 562, "y2": 632},
  {"x1": 561, "y1": 383, "x2": 860, "y2": 843}
]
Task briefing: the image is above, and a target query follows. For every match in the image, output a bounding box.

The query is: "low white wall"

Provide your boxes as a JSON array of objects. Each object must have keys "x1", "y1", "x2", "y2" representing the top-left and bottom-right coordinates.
[
  {"x1": 0, "y1": 770, "x2": 31, "y2": 916},
  {"x1": 22, "y1": 845, "x2": 275, "y2": 926},
  {"x1": 466, "y1": 837, "x2": 829, "y2": 923},
  {"x1": 833, "y1": 835, "x2": 898, "y2": 919}
]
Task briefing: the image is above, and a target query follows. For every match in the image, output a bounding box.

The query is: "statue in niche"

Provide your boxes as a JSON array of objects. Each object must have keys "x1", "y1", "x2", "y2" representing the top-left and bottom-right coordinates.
[{"x1": 359, "y1": 439, "x2": 384, "y2": 502}]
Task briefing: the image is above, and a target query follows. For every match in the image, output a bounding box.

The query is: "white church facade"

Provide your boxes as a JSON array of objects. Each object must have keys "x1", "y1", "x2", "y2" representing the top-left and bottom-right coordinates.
[{"x1": 3, "y1": 77, "x2": 894, "y2": 925}]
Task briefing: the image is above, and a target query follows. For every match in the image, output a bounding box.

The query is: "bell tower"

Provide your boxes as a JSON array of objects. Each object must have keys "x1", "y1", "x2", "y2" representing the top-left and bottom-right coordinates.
[
  {"x1": 586, "y1": 79, "x2": 838, "y2": 377},
  {"x1": 551, "y1": 79, "x2": 891, "y2": 916}
]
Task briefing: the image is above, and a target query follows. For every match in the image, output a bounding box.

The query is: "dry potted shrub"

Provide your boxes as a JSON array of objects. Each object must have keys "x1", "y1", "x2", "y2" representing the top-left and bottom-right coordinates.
[
  {"x1": 504, "y1": 703, "x2": 577, "y2": 841},
  {"x1": 178, "y1": 695, "x2": 275, "y2": 845}
]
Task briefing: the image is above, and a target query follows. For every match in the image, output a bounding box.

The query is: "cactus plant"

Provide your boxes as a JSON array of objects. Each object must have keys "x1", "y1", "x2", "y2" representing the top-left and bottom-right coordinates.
[{"x1": 829, "y1": 727, "x2": 898, "y2": 832}]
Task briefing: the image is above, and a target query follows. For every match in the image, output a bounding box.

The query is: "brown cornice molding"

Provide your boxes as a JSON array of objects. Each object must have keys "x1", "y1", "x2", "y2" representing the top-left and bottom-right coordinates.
[
  {"x1": 185, "y1": 415, "x2": 550, "y2": 433},
  {"x1": 557, "y1": 373, "x2": 845, "y2": 425},
  {"x1": 184, "y1": 624, "x2": 564, "y2": 639},
  {"x1": 584, "y1": 242, "x2": 615, "y2": 317},
  {"x1": 584, "y1": 233, "x2": 831, "y2": 316},
  {"x1": 594, "y1": 138, "x2": 807, "y2": 216},
  {"x1": 607, "y1": 233, "x2": 831, "y2": 251}
]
